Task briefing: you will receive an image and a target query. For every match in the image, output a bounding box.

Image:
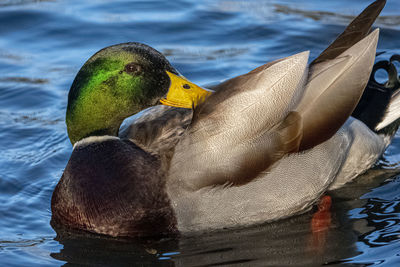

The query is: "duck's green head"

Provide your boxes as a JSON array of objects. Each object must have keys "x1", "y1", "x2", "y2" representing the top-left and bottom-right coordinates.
[{"x1": 66, "y1": 42, "x2": 211, "y2": 144}]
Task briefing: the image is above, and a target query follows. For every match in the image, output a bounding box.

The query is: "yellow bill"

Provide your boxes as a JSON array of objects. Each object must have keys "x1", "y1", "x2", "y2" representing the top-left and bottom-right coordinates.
[{"x1": 160, "y1": 71, "x2": 213, "y2": 109}]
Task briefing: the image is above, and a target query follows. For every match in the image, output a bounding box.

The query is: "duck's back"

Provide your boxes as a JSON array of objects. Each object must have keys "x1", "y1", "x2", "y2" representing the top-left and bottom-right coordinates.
[{"x1": 119, "y1": 105, "x2": 193, "y2": 161}]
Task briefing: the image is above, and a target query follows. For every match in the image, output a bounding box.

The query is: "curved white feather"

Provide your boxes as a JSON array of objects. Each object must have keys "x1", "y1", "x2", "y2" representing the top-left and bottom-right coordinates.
[{"x1": 329, "y1": 117, "x2": 385, "y2": 190}]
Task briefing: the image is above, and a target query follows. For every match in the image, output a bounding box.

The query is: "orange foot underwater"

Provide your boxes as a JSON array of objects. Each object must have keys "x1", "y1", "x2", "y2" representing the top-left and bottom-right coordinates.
[
  {"x1": 312, "y1": 195, "x2": 332, "y2": 233},
  {"x1": 309, "y1": 195, "x2": 332, "y2": 252}
]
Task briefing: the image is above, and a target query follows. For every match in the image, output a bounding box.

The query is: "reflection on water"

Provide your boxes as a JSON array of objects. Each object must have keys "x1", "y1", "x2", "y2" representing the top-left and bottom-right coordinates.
[
  {"x1": 1, "y1": 0, "x2": 400, "y2": 266},
  {"x1": 48, "y1": 169, "x2": 400, "y2": 266}
]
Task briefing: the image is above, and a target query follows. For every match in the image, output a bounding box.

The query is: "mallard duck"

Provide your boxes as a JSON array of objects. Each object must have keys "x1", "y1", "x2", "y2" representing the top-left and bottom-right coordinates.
[
  {"x1": 52, "y1": 0, "x2": 396, "y2": 237},
  {"x1": 52, "y1": 43, "x2": 211, "y2": 237}
]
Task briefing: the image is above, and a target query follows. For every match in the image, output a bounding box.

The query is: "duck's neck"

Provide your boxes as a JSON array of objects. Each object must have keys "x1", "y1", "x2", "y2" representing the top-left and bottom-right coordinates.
[{"x1": 66, "y1": 99, "x2": 144, "y2": 145}]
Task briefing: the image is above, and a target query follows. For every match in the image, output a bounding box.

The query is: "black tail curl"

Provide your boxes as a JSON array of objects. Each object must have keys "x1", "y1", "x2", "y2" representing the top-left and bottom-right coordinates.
[{"x1": 352, "y1": 53, "x2": 400, "y2": 132}]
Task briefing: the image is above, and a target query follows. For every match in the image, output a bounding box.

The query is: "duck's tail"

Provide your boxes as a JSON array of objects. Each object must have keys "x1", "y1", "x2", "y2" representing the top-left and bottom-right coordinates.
[{"x1": 352, "y1": 54, "x2": 400, "y2": 137}]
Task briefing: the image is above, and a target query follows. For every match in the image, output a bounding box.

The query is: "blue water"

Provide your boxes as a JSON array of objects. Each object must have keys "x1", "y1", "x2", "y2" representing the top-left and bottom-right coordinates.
[{"x1": 1, "y1": 0, "x2": 400, "y2": 266}]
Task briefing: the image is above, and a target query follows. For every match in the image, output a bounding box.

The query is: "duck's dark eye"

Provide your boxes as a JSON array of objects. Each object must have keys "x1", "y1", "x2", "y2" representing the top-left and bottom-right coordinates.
[
  {"x1": 124, "y1": 62, "x2": 142, "y2": 75},
  {"x1": 183, "y1": 84, "x2": 190, "y2": 89}
]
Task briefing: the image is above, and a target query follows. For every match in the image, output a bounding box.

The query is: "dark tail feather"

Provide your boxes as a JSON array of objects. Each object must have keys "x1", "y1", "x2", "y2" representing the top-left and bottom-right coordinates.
[
  {"x1": 352, "y1": 55, "x2": 400, "y2": 135},
  {"x1": 312, "y1": 0, "x2": 386, "y2": 65}
]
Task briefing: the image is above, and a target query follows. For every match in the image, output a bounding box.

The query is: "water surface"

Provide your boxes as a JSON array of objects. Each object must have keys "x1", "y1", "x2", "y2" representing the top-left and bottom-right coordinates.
[{"x1": 1, "y1": 0, "x2": 400, "y2": 266}]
